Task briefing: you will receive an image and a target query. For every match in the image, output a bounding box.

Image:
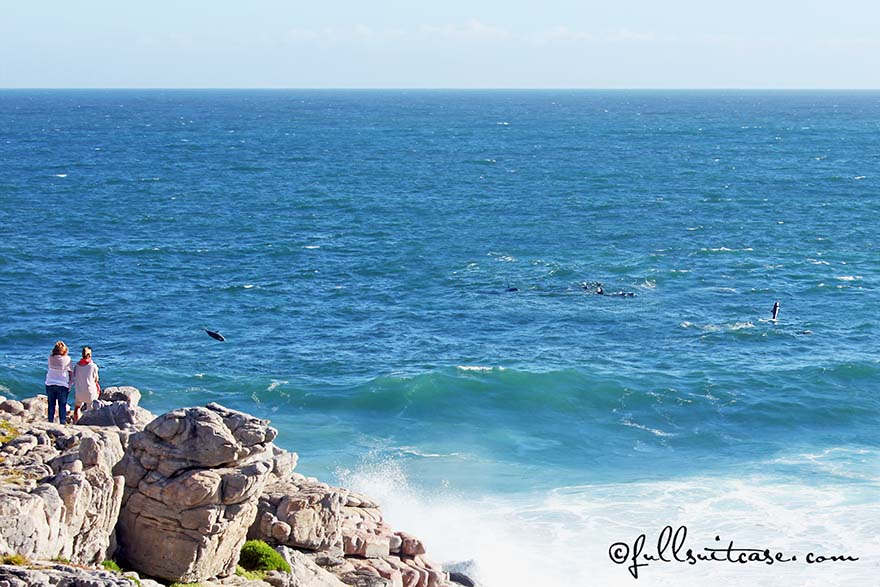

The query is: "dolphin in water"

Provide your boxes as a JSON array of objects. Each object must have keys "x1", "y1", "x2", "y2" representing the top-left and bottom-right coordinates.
[
  {"x1": 582, "y1": 281, "x2": 635, "y2": 297},
  {"x1": 204, "y1": 329, "x2": 226, "y2": 342},
  {"x1": 771, "y1": 301, "x2": 780, "y2": 321}
]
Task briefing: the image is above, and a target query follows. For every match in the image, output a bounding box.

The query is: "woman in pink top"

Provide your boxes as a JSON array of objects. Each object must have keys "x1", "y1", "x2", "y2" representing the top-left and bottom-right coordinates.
[
  {"x1": 72, "y1": 346, "x2": 100, "y2": 424},
  {"x1": 45, "y1": 340, "x2": 73, "y2": 424}
]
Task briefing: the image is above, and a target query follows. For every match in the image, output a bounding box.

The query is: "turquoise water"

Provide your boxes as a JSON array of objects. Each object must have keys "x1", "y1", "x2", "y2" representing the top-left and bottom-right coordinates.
[{"x1": 1, "y1": 90, "x2": 878, "y2": 585}]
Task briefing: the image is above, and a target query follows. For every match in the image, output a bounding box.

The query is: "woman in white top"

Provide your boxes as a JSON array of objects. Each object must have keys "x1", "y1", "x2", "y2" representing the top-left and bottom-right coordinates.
[
  {"x1": 72, "y1": 346, "x2": 100, "y2": 424},
  {"x1": 45, "y1": 340, "x2": 73, "y2": 424}
]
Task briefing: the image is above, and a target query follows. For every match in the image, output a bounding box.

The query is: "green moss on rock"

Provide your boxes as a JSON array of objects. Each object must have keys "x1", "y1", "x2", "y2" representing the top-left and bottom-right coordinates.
[{"x1": 238, "y1": 540, "x2": 290, "y2": 573}]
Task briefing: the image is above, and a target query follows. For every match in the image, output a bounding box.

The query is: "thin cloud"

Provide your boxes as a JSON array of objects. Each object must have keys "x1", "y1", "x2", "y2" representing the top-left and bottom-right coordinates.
[{"x1": 283, "y1": 20, "x2": 511, "y2": 45}]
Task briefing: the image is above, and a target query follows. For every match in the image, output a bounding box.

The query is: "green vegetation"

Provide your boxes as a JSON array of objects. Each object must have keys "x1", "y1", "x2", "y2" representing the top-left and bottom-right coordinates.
[
  {"x1": 52, "y1": 556, "x2": 71, "y2": 563},
  {"x1": 0, "y1": 553, "x2": 29, "y2": 566},
  {"x1": 235, "y1": 565, "x2": 267, "y2": 580},
  {"x1": 238, "y1": 540, "x2": 290, "y2": 573},
  {"x1": 101, "y1": 559, "x2": 123, "y2": 572},
  {"x1": 0, "y1": 421, "x2": 19, "y2": 443}
]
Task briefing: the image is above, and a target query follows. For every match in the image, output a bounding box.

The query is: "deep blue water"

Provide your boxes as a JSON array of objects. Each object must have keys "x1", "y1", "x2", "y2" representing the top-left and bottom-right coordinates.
[{"x1": 0, "y1": 90, "x2": 878, "y2": 498}]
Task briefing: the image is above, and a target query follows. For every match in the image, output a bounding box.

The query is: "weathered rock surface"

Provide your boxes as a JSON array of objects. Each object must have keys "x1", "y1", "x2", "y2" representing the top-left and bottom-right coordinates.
[
  {"x1": 0, "y1": 562, "x2": 146, "y2": 587},
  {"x1": 0, "y1": 418, "x2": 126, "y2": 565},
  {"x1": 251, "y1": 474, "x2": 348, "y2": 552},
  {"x1": 268, "y1": 547, "x2": 347, "y2": 587},
  {"x1": 99, "y1": 386, "x2": 142, "y2": 408},
  {"x1": 77, "y1": 399, "x2": 154, "y2": 431},
  {"x1": 249, "y1": 475, "x2": 452, "y2": 587},
  {"x1": 115, "y1": 403, "x2": 277, "y2": 582},
  {"x1": 1, "y1": 393, "x2": 457, "y2": 587}
]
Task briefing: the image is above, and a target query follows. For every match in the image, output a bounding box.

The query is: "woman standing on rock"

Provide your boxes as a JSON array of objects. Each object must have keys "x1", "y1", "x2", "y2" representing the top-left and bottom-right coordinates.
[
  {"x1": 72, "y1": 346, "x2": 100, "y2": 424},
  {"x1": 45, "y1": 340, "x2": 73, "y2": 424}
]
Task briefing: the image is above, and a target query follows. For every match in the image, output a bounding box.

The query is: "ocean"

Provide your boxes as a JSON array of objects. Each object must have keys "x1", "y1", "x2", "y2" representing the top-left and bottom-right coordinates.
[{"x1": 0, "y1": 90, "x2": 877, "y2": 586}]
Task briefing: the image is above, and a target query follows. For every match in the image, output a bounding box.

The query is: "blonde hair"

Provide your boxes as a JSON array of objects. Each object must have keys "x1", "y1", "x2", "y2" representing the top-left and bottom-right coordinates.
[
  {"x1": 51, "y1": 341, "x2": 68, "y2": 356},
  {"x1": 81, "y1": 346, "x2": 92, "y2": 359}
]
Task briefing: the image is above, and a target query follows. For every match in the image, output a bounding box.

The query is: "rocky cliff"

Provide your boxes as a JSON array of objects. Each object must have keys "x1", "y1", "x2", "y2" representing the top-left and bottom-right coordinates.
[{"x1": 0, "y1": 389, "x2": 469, "y2": 587}]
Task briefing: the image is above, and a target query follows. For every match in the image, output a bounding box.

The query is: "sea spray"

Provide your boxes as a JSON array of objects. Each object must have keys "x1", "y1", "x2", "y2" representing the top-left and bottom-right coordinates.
[{"x1": 338, "y1": 456, "x2": 878, "y2": 587}]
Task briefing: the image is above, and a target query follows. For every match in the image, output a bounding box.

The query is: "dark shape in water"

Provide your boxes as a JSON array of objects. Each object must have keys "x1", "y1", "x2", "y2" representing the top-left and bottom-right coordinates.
[
  {"x1": 449, "y1": 571, "x2": 476, "y2": 587},
  {"x1": 771, "y1": 300, "x2": 780, "y2": 321},
  {"x1": 204, "y1": 329, "x2": 226, "y2": 342},
  {"x1": 582, "y1": 281, "x2": 634, "y2": 297}
]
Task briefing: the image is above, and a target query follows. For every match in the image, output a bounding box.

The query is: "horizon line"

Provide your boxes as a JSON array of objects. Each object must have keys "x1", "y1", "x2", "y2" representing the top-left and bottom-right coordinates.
[{"x1": 3, "y1": 87, "x2": 880, "y2": 92}]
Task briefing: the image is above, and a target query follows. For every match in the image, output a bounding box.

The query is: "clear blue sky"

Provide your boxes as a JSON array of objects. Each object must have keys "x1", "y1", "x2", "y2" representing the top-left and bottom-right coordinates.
[{"x1": 2, "y1": 1, "x2": 879, "y2": 88}]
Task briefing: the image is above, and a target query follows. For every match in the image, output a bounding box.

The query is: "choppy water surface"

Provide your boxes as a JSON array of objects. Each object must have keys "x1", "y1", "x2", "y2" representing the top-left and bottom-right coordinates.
[{"x1": 1, "y1": 90, "x2": 877, "y2": 586}]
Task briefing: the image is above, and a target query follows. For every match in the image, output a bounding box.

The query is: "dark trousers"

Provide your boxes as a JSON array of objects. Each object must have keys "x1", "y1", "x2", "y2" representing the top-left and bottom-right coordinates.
[{"x1": 46, "y1": 384, "x2": 69, "y2": 424}]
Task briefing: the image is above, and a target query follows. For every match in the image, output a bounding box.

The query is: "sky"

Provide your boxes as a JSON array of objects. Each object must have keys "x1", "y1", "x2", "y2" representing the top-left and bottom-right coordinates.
[{"x1": 2, "y1": 1, "x2": 879, "y2": 89}]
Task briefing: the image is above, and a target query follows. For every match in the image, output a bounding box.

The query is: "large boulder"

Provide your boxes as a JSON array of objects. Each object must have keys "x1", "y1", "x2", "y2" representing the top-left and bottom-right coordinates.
[
  {"x1": 100, "y1": 386, "x2": 142, "y2": 408},
  {"x1": 78, "y1": 399, "x2": 154, "y2": 431},
  {"x1": 115, "y1": 403, "x2": 277, "y2": 583},
  {"x1": 249, "y1": 474, "x2": 348, "y2": 552}
]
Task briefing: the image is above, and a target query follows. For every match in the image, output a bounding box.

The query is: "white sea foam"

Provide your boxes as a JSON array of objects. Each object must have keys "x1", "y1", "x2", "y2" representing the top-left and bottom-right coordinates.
[
  {"x1": 702, "y1": 247, "x2": 754, "y2": 253},
  {"x1": 835, "y1": 276, "x2": 862, "y2": 281},
  {"x1": 620, "y1": 418, "x2": 674, "y2": 437},
  {"x1": 337, "y1": 457, "x2": 879, "y2": 587},
  {"x1": 303, "y1": 245, "x2": 321, "y2": 249},
  {"x1": 456, "y1": 365, "x2": 503, "y2": 372},
  {"x1": 53, "y1": 173, "x2": 68, "y2": 178},
  {"x1": 398, "y1": 446, "x2": 466, "y2": 459},
  {"x1": 267, "y1": 379, "x2": 288, "y2": 392},
  {"x1": 807, "y1": 259, "x2": 831, "y2": 265},
  {"x1": 681, "y1": 322, "x2": 754, "y2": 332}
]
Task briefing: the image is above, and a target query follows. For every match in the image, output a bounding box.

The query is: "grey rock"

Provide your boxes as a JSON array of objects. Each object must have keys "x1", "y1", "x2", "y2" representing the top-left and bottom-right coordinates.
[
  {"x1": 77, "y1": 400, "x2": 154, "y2": 431},
  {"x1": 250, "y1": 479, "x2": 347, "y2": 552},
  {"x1": 0, "y1": 562, "x2": 140, "y2": 586},
  {"x1": 0, "y1": 423, "x2": 126, "y2": 565},
  {"x1": 115, "y1": 403, "x2": 276, "y2": 583},
  {"x1": 269, "y1": 547, "x2": 347, "y2": 587},
  {"x1": 99, "y1": 386, "x2": 142, "y2": 408},
  {"x1": 0, "y1": 400, "x2": 24, "y2": 416},
  {"x1": 338, "y1": 570, "x2": 394, "y2": 587},
  {"x1": 442, "y1": 561, "x2": 482, "y2": 587}
]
